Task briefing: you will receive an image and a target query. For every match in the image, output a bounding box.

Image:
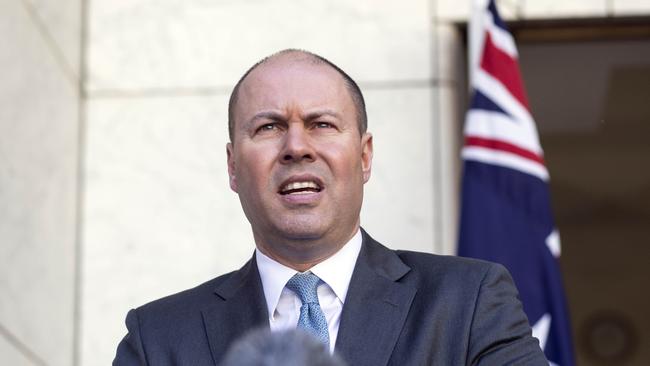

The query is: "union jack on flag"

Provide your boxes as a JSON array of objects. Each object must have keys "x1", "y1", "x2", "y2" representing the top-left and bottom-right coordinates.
[{"x1": 458, "y1": 1, "x2": 575, "y2": 365}]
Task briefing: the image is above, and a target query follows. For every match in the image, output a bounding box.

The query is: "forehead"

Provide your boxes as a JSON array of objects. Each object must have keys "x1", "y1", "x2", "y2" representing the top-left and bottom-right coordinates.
[{"x1": 234, "y1": 56, "x2": 353, "y2": 119}]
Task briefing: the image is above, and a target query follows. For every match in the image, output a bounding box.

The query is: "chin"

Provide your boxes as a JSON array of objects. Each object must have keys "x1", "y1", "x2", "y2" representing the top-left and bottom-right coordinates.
[{"x1": 274, "y1": 219, "x2": 327, "y2": 241}]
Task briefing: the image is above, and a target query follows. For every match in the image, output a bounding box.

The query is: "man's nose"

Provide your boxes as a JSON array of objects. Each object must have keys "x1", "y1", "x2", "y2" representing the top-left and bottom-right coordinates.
[{"x1": 280, "y1": 124, "x2": 315, "y2": 164}]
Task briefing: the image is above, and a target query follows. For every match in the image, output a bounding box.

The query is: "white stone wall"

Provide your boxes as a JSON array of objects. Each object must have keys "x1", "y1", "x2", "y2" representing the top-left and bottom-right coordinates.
[
  {"x1": 2, "y1": 0, "x2": 650, "y2": 365},
  {"x1": 438, "y1": 0, "x2": 650, "y2": 21},
  {"x1": 0, "y1": 0, "x2": 80, "y2": 365}
]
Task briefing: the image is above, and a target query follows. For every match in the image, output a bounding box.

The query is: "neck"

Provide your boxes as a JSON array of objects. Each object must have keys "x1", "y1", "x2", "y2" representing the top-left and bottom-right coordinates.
[{"x1": 253, "y1": 227, "x2": 359, "y2": 272}]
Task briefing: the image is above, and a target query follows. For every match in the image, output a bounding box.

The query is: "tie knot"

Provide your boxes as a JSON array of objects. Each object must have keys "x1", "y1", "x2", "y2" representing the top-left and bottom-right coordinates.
[{"x1": 285, "y1": 272, "x2": 321, "y2": 304}]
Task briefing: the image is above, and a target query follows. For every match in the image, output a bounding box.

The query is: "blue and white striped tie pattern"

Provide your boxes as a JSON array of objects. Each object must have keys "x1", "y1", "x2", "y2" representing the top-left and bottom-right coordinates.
[{"x1": 285, "y1": 272, "x2": 330, "y2": 348}]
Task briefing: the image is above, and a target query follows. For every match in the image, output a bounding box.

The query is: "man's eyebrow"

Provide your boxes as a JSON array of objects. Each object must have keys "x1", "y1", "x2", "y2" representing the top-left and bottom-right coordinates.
[
  {"x1": 245, "y1": 111, "x2": 286, "y2": 127},
  {"x1": 302, "y1": 110, "x2": 342, "y2": 120},
  {"x1": 245, "y1": 110, "x2": 342, "y2": 127}
]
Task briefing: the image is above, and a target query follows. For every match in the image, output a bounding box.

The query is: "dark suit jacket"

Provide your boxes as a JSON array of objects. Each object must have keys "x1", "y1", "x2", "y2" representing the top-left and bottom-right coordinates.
[{"x1": 114, "y1": 230, "x2": 547, "y2": 365}]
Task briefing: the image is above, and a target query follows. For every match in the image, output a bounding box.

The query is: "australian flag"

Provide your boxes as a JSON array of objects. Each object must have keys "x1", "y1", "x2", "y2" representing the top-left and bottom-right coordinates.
[{"x1": 457, "y1": 1, "x2": 575, "y2": 365}]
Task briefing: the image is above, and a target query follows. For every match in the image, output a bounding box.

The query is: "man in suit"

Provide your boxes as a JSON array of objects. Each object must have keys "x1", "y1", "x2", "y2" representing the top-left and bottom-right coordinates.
[{"x1": 114, "y1": 49, "x2": 547, "y2": 365}]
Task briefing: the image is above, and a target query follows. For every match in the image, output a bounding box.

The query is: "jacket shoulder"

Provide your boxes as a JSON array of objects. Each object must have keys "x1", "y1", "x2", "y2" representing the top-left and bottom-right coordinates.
[
  {"x1": 113, "y1": 269, "x2": 243, "y2": 365},
  {"x1": 395, "y1": 249, "x2": 503, "y2": 283},
  {"x1": 134, "y1": 267, "x2": 239, "y2": 321}
]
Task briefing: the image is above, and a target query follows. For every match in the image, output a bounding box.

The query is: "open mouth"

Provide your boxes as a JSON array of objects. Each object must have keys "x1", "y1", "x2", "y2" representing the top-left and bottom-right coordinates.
[{"x1": 279, "y1": 181, "x2": 322, "y2": 195}]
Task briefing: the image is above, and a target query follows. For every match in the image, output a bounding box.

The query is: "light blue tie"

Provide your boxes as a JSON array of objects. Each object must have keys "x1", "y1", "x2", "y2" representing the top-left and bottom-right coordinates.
[{"x1": 285, "y1": 272, "x2": 330, "y2": 348}]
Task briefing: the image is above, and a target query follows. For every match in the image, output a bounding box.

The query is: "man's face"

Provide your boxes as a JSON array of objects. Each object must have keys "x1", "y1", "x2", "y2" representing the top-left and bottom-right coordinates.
[{"x1": 227, "y1": 56, "x2": 372, "y2": 258}]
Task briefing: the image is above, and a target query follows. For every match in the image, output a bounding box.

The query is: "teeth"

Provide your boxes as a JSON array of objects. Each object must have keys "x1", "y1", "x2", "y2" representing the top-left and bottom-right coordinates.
[{"x1": 282, "y1": 181, "x2": 319, "y2": 192}]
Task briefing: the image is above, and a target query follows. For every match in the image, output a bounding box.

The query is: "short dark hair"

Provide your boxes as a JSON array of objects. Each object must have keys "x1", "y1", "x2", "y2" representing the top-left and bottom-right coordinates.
[{"x1": 227, "y1": 49, "x2": 367, "y2": 142}]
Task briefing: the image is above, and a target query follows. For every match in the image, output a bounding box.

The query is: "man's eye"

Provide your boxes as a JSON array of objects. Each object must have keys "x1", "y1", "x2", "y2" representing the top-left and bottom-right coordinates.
[
  {"x1": 257, "y1": 123, "x2": 277, "y2": 132},
  {"x1": 315, "y1": 122, "x2": 333, "y2": 129}
]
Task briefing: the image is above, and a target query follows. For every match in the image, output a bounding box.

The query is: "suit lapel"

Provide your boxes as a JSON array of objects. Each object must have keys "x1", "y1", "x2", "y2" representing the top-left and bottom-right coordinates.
[
  {"x1": 335, "y1": 230, "x2": 417, "y2": 366},
  {"x1": 201, "y1": 256, "x2": 269, "y2": 365}
]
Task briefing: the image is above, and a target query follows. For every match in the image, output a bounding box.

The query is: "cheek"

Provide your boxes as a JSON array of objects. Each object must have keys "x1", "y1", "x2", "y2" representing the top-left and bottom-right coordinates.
[
  {"x1": 236, "y1": 152, "x2": 274, "y2": 191},
  {"x1": 327, "y1": 146, "x2": 365, "y2": 183}
]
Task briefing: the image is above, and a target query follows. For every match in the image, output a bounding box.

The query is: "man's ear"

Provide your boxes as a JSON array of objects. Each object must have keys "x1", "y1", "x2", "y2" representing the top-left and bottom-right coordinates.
[
  {"x1": 361, "y1": 132, "x2": 373, "y2": 183},
  {"x1": 226, "y1": 142, "x2": 238, "y2": 192}
]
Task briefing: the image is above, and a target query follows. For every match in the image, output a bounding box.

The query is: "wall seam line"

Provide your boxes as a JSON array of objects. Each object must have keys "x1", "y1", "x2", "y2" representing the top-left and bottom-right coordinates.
[
  {"x1": 0, "y1": 323, "x2": 48, "y2": 366},
  {"x1": 19, "y1": 0, "x2": 79, "y2": 89},
  {"x1": 430, "y1": 0, "x2": 444, "y2": 254},
  {"x1": 84, "y1": 79, "x2": 458, "y2": 100},
  {"x1": 72, "y1": 0, "x2": 90, "y2": 364}
]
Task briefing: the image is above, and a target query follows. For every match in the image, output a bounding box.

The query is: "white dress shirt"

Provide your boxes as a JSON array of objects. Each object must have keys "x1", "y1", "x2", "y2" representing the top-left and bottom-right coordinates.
[{"x1": 255, "y1": 229, "x2": 362, "y2": 352}]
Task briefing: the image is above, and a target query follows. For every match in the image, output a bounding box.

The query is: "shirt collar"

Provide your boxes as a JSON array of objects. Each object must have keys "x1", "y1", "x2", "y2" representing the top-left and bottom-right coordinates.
[
  {"x1": 255, "y1": 228, "x2": 363, "y2": 317},
  {"x1": 310, "y1": 229, "x2": 362, "y2": 303}
]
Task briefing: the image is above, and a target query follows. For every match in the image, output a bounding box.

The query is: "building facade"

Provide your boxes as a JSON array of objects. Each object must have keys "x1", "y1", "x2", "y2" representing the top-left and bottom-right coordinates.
[{"x1": 1, "y1": 0, "x2": 649, "y2": 365}]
